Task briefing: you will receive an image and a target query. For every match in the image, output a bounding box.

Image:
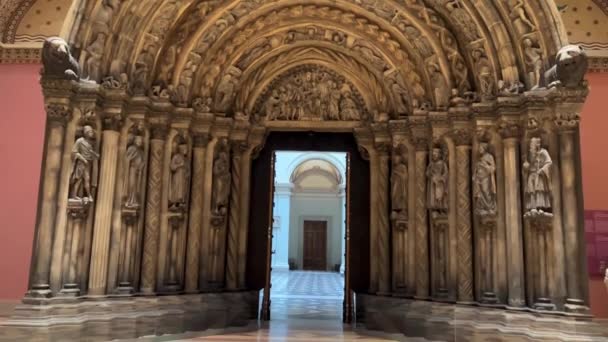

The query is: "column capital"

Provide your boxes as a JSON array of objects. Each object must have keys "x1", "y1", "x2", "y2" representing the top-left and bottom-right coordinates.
[
  {"x1": 498, "y1": 120, "x2": 522, "y2": 139},
  {"x1": 46, "y1": 103, "x2": 72, "y2": 125},
  {"x1": 230, "y1": 140, "x2": 249, "y2": 155},
  {"x1": 412, "y1": 136, "x2": 430, "y2": 152},
  {"x1": 101, "y1": 113, "x2": 124, "y2": 131},
  {"x1": 451, "y1": 128, "x2": 473, "y2": 146},
  {"x1": 192, "y1": 132, "x2": 210, "y2": 148},
  {"x1": 554, "y1": 112, "x2": 580, "y2": 132},
  {"x1": 150, "y1": 124, "x2": 169, "y2": 140}
]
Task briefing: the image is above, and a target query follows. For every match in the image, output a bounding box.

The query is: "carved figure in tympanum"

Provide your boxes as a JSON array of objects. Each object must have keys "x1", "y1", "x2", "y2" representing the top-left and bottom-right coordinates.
[
  {"x1": 473, "y1": 142, "x2": 497, "y2": 216},
  {"x1": 523, "y1": 137, "x2": 552, "y2": 214},
  {"x1": 69, "y1": 125, "x2": 100, "y2": 202}
]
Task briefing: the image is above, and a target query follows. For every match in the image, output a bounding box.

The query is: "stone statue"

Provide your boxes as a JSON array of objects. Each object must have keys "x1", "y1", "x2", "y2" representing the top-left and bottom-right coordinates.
[
  {"x1": 124, "y1": 134, "x2": 145, "y2": 208},
  {"x1": 69, "y1": 126, "x2": 99, "y2": 201},
  {"x1": 391, "y1": 151, "x2": 408, "y2": 215},
  {"x1": 523, "y1": 38, "x2": 543, "y2": 90},
  {"x1": 339, "y1": 91, "x2": 360, "y2": 120},
  {"x1": 472, "y1": 143, "x2": 497, "y2": 216},
  {"x1": 428, "y1": 62, "x2": 450, "y2": 109},
  {"x1": 544, "y1": 45, "x2": 588, "y2": 88},
  {"x1": 472, "y1": 49, "x2": 494, "y2": 99},
  {"x1": 215, "y1": 73, "x2": 237, "y2": 112},
  {"x1": 427, "y1": 147, "x2": 449, "y2": 212},
  {"x1": 264, "y1": 90, "x2": 281, "y2": 119},
  {"x1": 41, "y1": 37, "x2": 80, "y2": 80},
  {"x1": 169, "y1": 137, "x2": 189, "y2": 210},
  {"x1": 523, "y1": 137, "x2": 552, "y2": 213},
  {"x1": 84, "y1": 33, "x2": 106, "y2": 82},
  {"x1": 132, "y1": 45, "x2": 155, "y2": 93},
  {"x1": 510, "y1": 0, "x2": 536, "y2": 33},
  {"x1": 212, "y1": 141, "x2": 231, "y2": 216}
]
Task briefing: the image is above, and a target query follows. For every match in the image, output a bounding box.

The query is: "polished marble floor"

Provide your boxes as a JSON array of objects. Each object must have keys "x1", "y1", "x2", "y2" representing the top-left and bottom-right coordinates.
[
  {"x1": 167, "y1": 271, "x2": 403, "y2": 341},
  {"x1": 269, "y1": 270, "x2": 344, "y2": 321}
]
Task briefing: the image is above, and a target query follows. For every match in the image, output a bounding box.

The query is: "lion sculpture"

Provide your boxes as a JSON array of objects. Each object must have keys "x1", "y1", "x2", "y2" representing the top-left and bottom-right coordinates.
[
  {"x1": 544, "y1": 45, "x2": 588, "y2": 88},
  {"x1": 41, "y1": 37, "x2": 81, "y2": 80}
]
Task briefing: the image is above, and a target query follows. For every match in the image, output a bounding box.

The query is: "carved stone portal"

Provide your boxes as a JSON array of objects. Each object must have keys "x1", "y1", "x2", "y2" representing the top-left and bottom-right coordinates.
[{"x1": 16, "y1": 5, "x2": 595, "y2": 339}]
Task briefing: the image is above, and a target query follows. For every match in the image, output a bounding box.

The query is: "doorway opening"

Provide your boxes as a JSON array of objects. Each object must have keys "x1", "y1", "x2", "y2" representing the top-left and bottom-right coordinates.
[
  {"x1": 246, "y1": 132, "x2": 370, "y2": 324},
  {"x1": 269, "y1": 151, "x2": 347, "y2": 321}
]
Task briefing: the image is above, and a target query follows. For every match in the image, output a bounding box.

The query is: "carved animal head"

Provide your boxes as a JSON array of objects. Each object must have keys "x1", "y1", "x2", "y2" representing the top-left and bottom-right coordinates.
[
  {"x1": 545, "y1": 45, "x2": 588, "y2": 88},
  {"x1": 41, "y1": 37, "x2": 80, "y2": 80}
]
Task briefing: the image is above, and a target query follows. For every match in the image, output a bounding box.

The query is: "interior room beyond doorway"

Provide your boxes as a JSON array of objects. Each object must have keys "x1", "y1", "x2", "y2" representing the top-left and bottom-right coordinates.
[{"x1": 269, "y1": 151, "x2": 347, "y2": 321}]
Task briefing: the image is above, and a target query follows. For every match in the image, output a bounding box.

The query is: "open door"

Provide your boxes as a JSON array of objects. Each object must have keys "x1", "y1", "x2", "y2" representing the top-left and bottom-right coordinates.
[
  {"x1": 246, "y1": 132, "x2": 369, "y2": 322},
  {"x1": 260, "y1": 151, "x2": 276, "y2": 321},
  {"x1": 343, "y1": 152, "x2": 353, "y2": 323}
]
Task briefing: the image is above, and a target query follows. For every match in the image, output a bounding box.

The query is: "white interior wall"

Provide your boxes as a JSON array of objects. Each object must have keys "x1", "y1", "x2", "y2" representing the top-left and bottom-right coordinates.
[{"x1": 271, "y1": 151, "x2": 346, "y2": 272}]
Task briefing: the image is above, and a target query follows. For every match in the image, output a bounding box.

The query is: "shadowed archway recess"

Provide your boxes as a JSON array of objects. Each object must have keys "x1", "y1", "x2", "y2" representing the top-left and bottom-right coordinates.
[{"x1": 8, "y1": 0, "x2": 601, "y2": 340}]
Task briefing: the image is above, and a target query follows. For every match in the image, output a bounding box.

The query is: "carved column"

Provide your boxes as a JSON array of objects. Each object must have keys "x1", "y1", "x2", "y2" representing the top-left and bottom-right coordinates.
[
  {"x1": 499, "y1": 121, "x2": 526, "y2": 307},
  {"x1": 556, "y1": 113, "x2": 589, "y2": 312},
  {"x1": 140, "y1": 124, "x2": 167, "y2": 294},
  {"x1": 453, "y1": 129, "x2": 474, "y2": 303},
  {"x1": 226, "y1": 141, "x2": 246, "y2": 290},
  {"x1": 376, "y1": 143, "x2": 391, "y2": 295},
  {"x1": 185, "y1": 133, "x2": 209, "y2": 293},
  {"x1": 390, "y1": 146, "x2": 408, "y2": 294},
  {"x1": 87, "y1": 112, "x2": 122, "y2": 296},
  {"x1": 26, "y1": 103, "x2": 71, "y2": 298},
  {"x1": 413, "y1": 137, "x2": 429, "y2": 299},
  {"x1": 237, "y1": 146, "x2": 255, "y2": 288}
]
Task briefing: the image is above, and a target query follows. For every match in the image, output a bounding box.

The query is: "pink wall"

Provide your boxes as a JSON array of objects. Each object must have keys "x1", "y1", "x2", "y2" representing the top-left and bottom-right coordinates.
[
  {"x1": 581, "y1": 73, "x2": 608, "y2": 318},
  {"x1": 0, "y1": 64, "x2": 45, "y2": 300},
  {"x1": 581, "y1": 73, "x2": 608, "y2": 211}
]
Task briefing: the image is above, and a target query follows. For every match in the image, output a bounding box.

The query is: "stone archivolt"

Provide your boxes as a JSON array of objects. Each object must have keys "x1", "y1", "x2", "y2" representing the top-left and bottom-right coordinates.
[
  {"x1": 8, "y1": 1, "x2": 599, "y2": 340},
  {"x1": 70, "y1": 0, "x2": 568, "y2": 115}
]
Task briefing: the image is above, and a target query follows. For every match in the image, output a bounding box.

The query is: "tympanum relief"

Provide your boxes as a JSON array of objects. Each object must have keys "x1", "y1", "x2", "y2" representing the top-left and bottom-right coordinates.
[{"x1": 258, "y1": 67, "x2": 364, "y2": 121}]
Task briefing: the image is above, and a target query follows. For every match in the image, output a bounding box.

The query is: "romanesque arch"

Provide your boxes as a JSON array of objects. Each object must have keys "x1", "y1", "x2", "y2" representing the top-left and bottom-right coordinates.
[{"x1": 12, "y1": 0, "x2": 597, "y2": 340}]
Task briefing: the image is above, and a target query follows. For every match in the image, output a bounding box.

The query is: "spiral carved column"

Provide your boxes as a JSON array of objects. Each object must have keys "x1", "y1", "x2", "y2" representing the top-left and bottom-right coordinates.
[
  {"x1": 226, "y1": 141, "x2": 245, "y2": 290},
  {"x1": 140, "y1": 124, "x2": 167, "y2": 294},
  {"x1": 376, "y1": 144, "x2": 391, "y2": 295}
]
